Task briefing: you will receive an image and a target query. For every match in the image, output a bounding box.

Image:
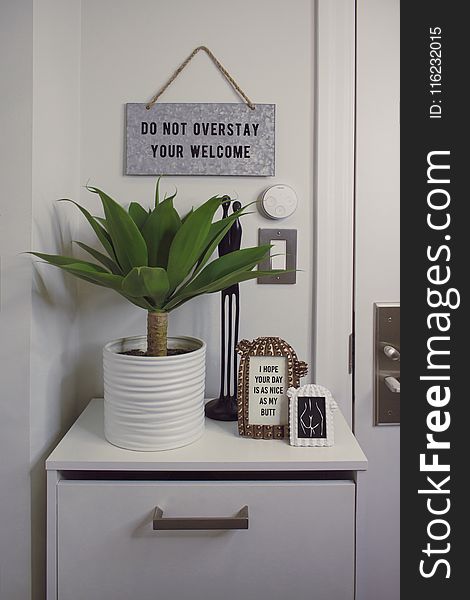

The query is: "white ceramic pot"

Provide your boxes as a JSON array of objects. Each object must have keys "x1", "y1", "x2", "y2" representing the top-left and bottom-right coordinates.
[{"x1": 103, "y1": 335, "x2": 206, "y2": 451}]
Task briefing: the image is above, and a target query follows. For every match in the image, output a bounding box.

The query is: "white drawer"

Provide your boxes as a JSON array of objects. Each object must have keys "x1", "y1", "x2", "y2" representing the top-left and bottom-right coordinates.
[{"x1": 57, "y1": 480, "x2": 354, "y2": 600}]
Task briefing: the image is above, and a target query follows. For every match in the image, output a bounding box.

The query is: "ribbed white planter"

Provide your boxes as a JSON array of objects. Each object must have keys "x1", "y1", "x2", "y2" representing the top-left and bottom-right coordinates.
[{"x1": 103, "y1": 335, "x2": 206, "y2": 451}]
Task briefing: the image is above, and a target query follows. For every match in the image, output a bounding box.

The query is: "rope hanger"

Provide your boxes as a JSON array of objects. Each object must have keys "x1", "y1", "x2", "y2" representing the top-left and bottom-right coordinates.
[{"x1": 145, "y1": 46, "x2": 256, "y2": 111}]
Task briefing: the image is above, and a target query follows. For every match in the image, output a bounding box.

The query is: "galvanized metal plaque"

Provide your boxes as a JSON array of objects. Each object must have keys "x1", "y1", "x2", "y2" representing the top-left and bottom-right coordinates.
[{"x1": 125, "y1": 103, "x2": 275, "y2": 176}]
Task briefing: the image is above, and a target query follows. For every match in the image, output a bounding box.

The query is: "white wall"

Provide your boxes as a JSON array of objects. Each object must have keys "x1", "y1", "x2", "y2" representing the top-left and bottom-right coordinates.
[
  {"x1": 75, "y1": 0, "x2": 315, "y2": 408},
  {"x1": 30, "y1": 1, "x2": 82, "y2": 597},
  {"x1": 0, "y1": 2, "x2": 82, "y2": 599},
  {"x1": 355, "y1": 1, "x2": 400, "y2": 598},
  {"x1": 0, "y1": 1, "x2": 33, "y2": 598}
]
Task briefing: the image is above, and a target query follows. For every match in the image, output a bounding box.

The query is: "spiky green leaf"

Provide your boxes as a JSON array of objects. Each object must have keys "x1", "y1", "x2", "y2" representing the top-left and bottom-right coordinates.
[
  {"x1": 32, "y1": 252, "x2": 123, "y2": 289},
  {"x1": 60, "y1": 199, "x2": 116, "y2": 262},
  {"x1": 87, "y1": 187, "x2": 148, "y2": 273},
  {"x1": 117, "y1": 292, "x2": 155, "y2": 310},
  {"x1": 122, "y1": 267, "x2": 169, "y2": 308},
  {"x1": 31, "y1": 251, "x2": 109, "y2": 271},
  {"x1": 94, "y1": 216, "x2": 108, "y2": 228},
  {"x1": 183, "y1": 245, "x2": 271, "y2": 294},
  {"x1": 164, "y1": 268, "x2": 284, "y2": 311},
  {"x1": 182, "y1": 208, "x2": 193, "y2": 223},
  {"x1": 192, "y1": 204, "x2": 250, "y2": 279},
  {"x1": 141, "y1": 197, "x2": 182, "y2": 268},
  {"x1": 154, "y1": 176, "x2": 162, "y2": 208},
  {"x1": 128, "y1": 202, "x2": 149, "y2": 230},
  {"x1": 31, "y1": 253, "x2": 155, "y2": 311},
  {"x1": 61, "y1": 266, "x2": 123, "y2": 290},
  {"x1": 166, "y1": 196, "x2": 223, "y2": 292},
  {"x1": 74, "y1": 242, "x2": 122, "y2": 275}
]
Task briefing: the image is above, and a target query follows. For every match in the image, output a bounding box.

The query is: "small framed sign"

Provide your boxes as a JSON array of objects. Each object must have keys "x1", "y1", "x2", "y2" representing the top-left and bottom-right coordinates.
[
  {"x1": 287, "y1": 384, "x2": 336, "y2": 447},
  {"x1": 236, "y1": 337, "x2": 308, "y2": 439}
]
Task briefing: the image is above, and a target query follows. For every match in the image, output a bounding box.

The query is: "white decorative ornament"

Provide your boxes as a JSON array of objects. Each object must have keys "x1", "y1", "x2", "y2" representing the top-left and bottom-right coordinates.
[
  {"x1": 259, "y1": 184, "x2": 298, "y2": 219},
  {"x1": 287, "y1": 384, "x2": 337, "y2": 447}
]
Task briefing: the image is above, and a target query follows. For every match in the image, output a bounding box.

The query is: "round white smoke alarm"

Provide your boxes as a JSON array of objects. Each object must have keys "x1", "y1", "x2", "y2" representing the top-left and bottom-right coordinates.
[{"x1": 259, "y1": 185, "x2": 298, "y2": 219}]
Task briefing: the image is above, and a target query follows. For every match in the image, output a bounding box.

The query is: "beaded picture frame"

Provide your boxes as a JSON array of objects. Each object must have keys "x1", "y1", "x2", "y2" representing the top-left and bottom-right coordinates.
[{"x1": 236, "y1": 337, "x2": 308, "y2": 439}]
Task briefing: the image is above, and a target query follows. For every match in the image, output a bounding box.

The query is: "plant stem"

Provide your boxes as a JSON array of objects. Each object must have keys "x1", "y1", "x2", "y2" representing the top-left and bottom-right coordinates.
[{"x1": 147, "y1": 311, "x2": 168, "y2": 356}]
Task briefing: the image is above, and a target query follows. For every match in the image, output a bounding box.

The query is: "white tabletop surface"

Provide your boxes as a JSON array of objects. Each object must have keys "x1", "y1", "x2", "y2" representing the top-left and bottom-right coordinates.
[{"x1": 46, "y1": 399, "x2": 367, "y2": 472}]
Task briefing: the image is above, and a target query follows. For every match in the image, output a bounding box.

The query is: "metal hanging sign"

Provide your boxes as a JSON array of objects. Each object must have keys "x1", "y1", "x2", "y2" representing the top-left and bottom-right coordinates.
[{"x1": 125, "y1": 102, "x2": 275, "y2": 176}]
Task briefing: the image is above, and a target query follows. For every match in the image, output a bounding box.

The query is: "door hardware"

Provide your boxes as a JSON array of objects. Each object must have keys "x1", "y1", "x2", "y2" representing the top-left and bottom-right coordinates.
[
  {"x1": 374, "y1": 303, "x2": 400, "y2": 425},
  {"x1": 383, "y1": 345, "x2": 400, "y2": 361},
  {"x1": 384, "y1": 376, "x2": 400, "y2": 394}
]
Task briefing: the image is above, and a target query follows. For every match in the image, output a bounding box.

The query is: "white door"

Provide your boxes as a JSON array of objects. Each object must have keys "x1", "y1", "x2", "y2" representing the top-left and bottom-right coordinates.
[
  {"x1": 355, "y1": 1, "x2": 400, "y2": 599},
  {"x1": 315, "y1": 1, "x2": 400, "y2": 599}
]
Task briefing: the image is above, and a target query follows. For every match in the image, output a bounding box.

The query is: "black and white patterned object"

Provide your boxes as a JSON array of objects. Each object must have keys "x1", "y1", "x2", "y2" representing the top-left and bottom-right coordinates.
[
  {"x1": 287, "y1": 384, "x2": 337, "y2": 447},
  {"x1": 297, "y1": 396, "x2": 327, "y2": 438}
]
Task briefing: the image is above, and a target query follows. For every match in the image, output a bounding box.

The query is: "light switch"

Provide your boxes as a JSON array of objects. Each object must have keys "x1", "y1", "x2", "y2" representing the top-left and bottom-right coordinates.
[
  {"x1": 258, "y1": 228, "x2": 297, "y2": 284},
  {"x1": 270, "y1": 239, "x2": 286, "y2": 270}
]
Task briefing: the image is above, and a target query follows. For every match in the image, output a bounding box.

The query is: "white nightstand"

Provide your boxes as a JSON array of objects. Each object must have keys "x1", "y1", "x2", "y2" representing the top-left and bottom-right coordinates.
[{"x1": 46, "y1": 399, "x2": 367, "y2": 600}]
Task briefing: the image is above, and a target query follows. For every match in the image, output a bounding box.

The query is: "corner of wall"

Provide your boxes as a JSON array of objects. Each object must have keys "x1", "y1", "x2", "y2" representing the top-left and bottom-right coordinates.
[{"x1": 30, "y1": 1, "x2": 82, "y2": 598}]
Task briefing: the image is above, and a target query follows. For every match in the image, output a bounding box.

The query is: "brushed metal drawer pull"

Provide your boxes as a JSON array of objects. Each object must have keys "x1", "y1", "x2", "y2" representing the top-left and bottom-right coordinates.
[{"x1": 153, "y1": 505, "x2": 249, "y2": 530}]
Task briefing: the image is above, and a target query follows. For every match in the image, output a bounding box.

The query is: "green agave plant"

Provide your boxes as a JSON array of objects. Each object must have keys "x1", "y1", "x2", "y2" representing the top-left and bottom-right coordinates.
[{"x1": 31, "y1": 180, "x2": 282, "y2": 356}]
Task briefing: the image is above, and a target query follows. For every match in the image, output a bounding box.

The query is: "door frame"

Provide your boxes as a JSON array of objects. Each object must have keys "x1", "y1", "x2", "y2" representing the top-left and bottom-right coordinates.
[{"x1": 314, "y1": 0, "x2": 355, "y2": 425}]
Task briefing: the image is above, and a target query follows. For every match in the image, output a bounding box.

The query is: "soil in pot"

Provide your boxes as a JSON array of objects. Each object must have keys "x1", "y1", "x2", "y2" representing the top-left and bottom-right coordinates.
[{"x1": 120, "y1": 347, "x2": 192, "y2": 357}]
